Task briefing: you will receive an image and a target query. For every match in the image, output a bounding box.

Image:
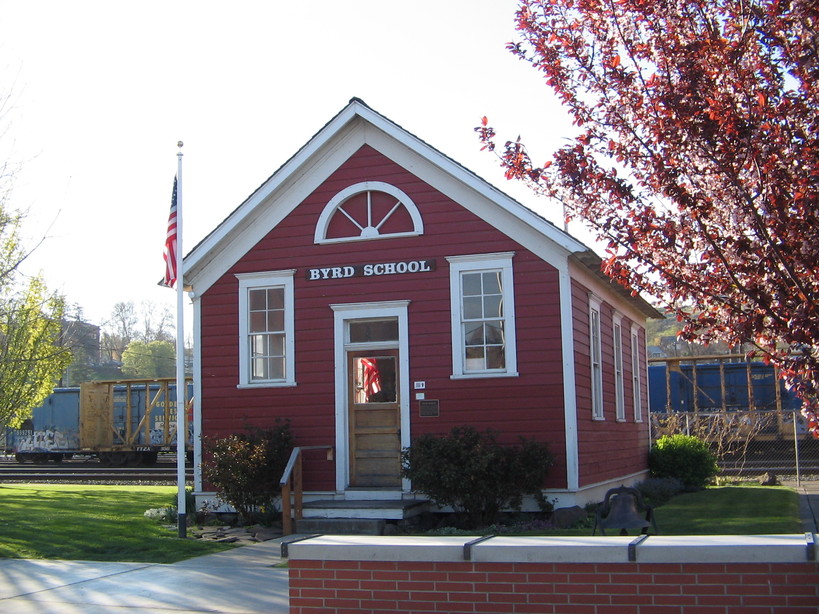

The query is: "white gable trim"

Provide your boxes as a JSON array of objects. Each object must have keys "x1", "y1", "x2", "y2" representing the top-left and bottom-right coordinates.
[
  {"x1": 559, "y1": 265, "x2": 580, "y2": 490},
  {"x1": 184, "y1": 100, "x2": 589, "y2": 297},
  {"x1": 187, "y1": 124, "x2": 367, "y2": 293}
]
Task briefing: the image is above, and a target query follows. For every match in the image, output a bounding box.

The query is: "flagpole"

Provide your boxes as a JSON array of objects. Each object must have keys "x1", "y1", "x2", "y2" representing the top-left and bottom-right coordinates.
[{"x1": 175, "y1": 141, "x2": 187, "y2": 538}]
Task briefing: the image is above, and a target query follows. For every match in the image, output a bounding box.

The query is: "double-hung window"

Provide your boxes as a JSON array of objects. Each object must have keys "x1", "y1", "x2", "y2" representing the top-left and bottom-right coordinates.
[
  {"x1": 447, "y1": 252, "x2": 517, "y2": 378},
  {"x1": 613, "y1": 314, "x2": 626, "y2": 421},
  {"x1": 237, "y1": 270, "x2": 296, "y2": 387},
  {"x1": 589, "y1": 295, "x2": 604, "y2": 420},
  {"x1": 631, "y1": 324, "x2": 643, "y2": 422}
]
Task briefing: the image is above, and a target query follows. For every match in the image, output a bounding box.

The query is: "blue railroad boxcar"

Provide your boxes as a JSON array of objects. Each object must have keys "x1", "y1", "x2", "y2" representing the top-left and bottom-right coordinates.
[
  {"x1": 648, "y1": 356, "x2": 806, "y2": 439},
  {"x1": 6, "y1": 389, "x2": 81, "y2": 462},
  {"x1": 7, "y1": 379, "x2": 192, "y2": 465}
]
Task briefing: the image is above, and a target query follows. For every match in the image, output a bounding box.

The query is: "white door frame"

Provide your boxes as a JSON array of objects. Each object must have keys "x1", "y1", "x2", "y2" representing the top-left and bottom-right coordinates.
[{"x1": 330, "y1": 301, "x2": 411, "y2": 494}]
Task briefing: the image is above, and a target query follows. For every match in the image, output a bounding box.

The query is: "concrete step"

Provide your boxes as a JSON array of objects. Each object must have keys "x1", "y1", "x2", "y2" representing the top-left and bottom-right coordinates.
[
  {"x1": 302, "y1": 498, "x2": 429, "y2": 521},
  {"x1": 295, "y1": 517, "x2": 385, "y2": 535}
]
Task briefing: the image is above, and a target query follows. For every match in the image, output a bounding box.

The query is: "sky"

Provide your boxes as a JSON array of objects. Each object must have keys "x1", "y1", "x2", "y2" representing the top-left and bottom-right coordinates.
[{"x1": 0, "y1": 0, "x2": 582, "y2": 330}]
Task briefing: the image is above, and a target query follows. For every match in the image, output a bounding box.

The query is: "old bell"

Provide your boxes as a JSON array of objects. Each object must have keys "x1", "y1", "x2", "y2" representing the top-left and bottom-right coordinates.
[{"x1": 594, "y1": 486, "x2": 655, "y2": 536}]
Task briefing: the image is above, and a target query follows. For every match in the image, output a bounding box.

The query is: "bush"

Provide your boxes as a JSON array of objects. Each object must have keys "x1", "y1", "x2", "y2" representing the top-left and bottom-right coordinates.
[
  {"x1": 202, "y1": 421, "x2": 293, "y2": 524},
  {"x1": 648, "y1": 434, "x2": 718, "y2": 491},
  {"x1": 401, "y1": 426, "x2": 554, "y2": 528}
]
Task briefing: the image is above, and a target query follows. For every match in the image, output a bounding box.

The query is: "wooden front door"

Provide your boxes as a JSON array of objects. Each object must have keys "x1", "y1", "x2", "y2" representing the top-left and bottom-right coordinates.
[{"x1": 348, "y1": 349, "x2": 401, "y2": 487}]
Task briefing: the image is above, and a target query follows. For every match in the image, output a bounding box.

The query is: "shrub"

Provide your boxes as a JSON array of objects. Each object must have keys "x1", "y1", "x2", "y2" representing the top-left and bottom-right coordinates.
[
  {"x1": 202, "y1": 421, "x2": 293, "y2": 524},
  {"x1": 401, "y1": 426, "x2": 554, "y2": 528},
  {"x1": 648, "y1": 434, "x2": 718, "y2": 491}
]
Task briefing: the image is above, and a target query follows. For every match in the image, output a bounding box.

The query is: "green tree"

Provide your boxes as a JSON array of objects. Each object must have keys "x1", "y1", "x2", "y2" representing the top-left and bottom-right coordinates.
[
  {"x1": 121, "y1": 340, "x2": 176, "y2": 379},
  {"x1": 0, "y1": 235, "x2": 71, "y2": 428}
]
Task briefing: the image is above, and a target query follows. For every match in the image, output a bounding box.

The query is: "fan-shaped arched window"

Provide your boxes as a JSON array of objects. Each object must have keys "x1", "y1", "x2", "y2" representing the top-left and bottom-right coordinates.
[{"x1": 314, "y1": 181, "x2": 423, "y2": 244}]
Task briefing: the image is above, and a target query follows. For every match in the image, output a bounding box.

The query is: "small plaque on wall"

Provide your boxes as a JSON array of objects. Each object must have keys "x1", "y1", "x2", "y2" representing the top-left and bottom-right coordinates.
[{"x1": 419, "y1": 399, "x2": 440, "y2": 417}]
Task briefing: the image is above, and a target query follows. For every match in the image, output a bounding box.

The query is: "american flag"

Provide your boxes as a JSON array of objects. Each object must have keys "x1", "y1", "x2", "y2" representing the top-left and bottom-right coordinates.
[
  {"x1": 162, "y1": 177, "x2": 178, "y2": 288},
  {"x1": 360, "y1": 358, "x2": 382, "y2": 397}
]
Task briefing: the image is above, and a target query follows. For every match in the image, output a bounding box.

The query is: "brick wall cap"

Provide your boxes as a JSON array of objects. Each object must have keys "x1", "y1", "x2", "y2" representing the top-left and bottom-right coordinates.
[
  {"x1": 286, "y1": 534, "x2": 815, "y2": 564},
  {"x1": 287, "y1": 535, "x2": 472, "y2": 561},
  {"x1": 635, "y1": 534, "x2": 810, "y2": 563},
  {"x1": 471, "y1": 535, "x2": 633, "y2": 563}
]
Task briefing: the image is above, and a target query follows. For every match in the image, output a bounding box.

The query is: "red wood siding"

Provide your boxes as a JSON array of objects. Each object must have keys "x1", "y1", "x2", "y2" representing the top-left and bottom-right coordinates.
[
  {"x1": 200, "y1": 145, "x2": 572, "y2": 490},
  {"x1": 571, "y1": 279, "x2": 650, "y2": 487}
]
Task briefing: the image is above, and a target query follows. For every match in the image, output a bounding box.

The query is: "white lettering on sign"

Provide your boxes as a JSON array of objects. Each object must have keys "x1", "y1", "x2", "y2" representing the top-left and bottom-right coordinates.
[
  {"x1": 308, "y1": 266, "x2": 356, "y2": 280},
  {"x1": 306, "y1": 259, "x2": 435, "y2": 281}
]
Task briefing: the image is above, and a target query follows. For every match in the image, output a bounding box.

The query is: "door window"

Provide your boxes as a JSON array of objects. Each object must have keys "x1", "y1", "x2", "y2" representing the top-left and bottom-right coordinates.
[{"x1": 352, "y1": 356, "x2": 397, "y2": 404}]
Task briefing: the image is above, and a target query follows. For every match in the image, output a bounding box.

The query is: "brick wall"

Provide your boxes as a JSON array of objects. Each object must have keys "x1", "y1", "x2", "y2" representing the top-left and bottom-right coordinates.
[{"x1": 287, "y1": 535, "x2": 818, "y2": 614}]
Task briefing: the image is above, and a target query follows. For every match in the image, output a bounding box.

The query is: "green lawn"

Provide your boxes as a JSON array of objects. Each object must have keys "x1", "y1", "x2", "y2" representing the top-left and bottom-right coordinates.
[
  {"x1": 0, "y1": 484, "x2": 804, "y2": 562},
  {"x1": 0, "y1": 484, "x2": 235, "y2": 563},
  {"x1": 421, "y1": 484, "x2": 804, "y2": 536},
  {"x1": 653, "y1": 485, "x2": 803, "y2": 535}
]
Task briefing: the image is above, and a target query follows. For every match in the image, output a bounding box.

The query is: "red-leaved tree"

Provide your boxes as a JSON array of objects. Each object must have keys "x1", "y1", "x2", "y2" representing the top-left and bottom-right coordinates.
[{"x1": 477, "y1": 0, "x2": 819, "y2": 435}]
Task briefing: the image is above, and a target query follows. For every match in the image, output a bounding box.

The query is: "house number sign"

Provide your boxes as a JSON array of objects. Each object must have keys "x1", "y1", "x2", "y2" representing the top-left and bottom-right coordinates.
[{"x1": 306, "y1": 259, "x2": 436, "y2": 281}]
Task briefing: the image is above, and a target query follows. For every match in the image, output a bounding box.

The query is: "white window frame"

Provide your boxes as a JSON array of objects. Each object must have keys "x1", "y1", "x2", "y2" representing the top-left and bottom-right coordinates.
[
  {"x1": 447, "y1": 252, "x2": 518, "y2": 379},
  {"x1": 613, "y1": 313, "x2": 626, "y2": 422},
  {"x1": 236, "y1": 270, "x2": 296, "y2": 388},
  {"x1": 631, "y1": 324, "x2": 643, "y2": 422},
  {"x1": 314, "y1": 181, "x2": 424, "y2": 244},
  {"x1": 589, "y1": 295, "x2": 604, "y2": 420}
]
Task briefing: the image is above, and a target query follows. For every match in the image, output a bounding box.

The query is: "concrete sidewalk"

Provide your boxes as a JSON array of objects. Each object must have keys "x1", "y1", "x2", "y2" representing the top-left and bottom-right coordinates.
[
  {"x1": 0, "y1": 539, "x2": 290, "y2": 614},
  {"x1": 781, "y1": 478, "x2": 819, "y2": 534}
]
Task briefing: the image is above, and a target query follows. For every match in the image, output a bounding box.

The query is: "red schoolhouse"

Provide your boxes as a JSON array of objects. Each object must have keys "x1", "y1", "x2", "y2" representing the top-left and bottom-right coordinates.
[{"x1": 185, "y1": 98, "x2": 660, "y2": 512}]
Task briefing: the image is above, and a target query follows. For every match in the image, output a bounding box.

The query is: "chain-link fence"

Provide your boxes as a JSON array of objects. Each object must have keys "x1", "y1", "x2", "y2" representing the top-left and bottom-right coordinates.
[
  {"x1": 648, "y1": 354, "x2": 818, "y2": 483},
  {"x1": 650, "y1": 410, "x2": 819, "y2": 481}
]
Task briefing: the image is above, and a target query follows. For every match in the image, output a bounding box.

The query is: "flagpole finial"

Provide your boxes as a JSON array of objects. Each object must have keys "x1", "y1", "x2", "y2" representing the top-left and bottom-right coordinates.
[{"x1": 177, "y1": 141, "x2": 184, "y2": 148}]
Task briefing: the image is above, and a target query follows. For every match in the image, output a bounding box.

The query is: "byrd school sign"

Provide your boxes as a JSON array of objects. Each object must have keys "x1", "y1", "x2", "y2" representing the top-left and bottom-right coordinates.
[{"x1": 306, "y1": 259, "x2": 436, "y2": 281}]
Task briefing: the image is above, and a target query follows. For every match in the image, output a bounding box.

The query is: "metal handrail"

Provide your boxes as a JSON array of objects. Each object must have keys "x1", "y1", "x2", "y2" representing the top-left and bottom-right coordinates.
[{"x1": 279, "y1": 445, "x2": 334, "y2": 535}]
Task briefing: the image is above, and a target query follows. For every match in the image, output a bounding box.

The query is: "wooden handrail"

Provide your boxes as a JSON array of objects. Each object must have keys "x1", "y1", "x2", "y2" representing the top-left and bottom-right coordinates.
[{"x1": 280, "y1": 445, "x2": 334, "y2": 535}]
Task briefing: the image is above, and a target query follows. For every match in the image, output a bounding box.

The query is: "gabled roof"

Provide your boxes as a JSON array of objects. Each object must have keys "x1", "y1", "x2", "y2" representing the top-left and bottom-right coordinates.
[{"x1": 184, "y1": 98, "x2": 660, "y2": 319}]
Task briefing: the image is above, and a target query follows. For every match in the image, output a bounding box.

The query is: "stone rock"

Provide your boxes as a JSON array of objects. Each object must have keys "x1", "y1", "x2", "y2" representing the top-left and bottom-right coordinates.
[
  {"x1": 249, "y1": 526, "x2": 281, "y2": 542},
  {"x1": 215, "y1": 536, "x2": 239, "y2": 543},
  {"x1": 758, "y1": 472, "x2": 779, "y2": 486},
  {"x1": 193, "y1": 524, "x2": 281, "y2": 544},
  {"x1": 550, "y1": 505, "x2": 587, "y2": 529}
]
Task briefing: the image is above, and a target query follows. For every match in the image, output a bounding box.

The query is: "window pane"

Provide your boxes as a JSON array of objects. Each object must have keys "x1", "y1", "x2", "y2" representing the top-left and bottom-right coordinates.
[
  {"x1": 464, "y1": 322, "x2": 484, "y2": 345},
  {"x1": 250, "y1": 334, "x2": 266, "y2": 356},
  {"x1": 353, "y1": 356, "x2": 397, "y2": 403},
  {"x1": 251, "y1": 357, "x2": 268, "y2": 380},
  {"x1": 462, "y1": 273, "x2": 482, "y2": 296},
  {"x1": 483, "y1": 295, "x2": 503, "y2": 318},
  {"x1": 249, "y1": 289, "x2": 267, "y2": 311},
  {"x1": 250, "y1": 312, "x2": 266, "y2": 333},
  {"x1": 268, "y1": 310, "x2": 284, "y2": 332},
  {"x1": 269, "y1": 333, "x2": 285, "y2": 357},
  {"x1": 267, "y1": 288, "x2": 284, "y2": 310},
  {"x1": 465, "y1": 346, "x2": 485, "y2": 371},
  {"x1": 349, "y1": 319, "x2": 399, "y2": 343},
  {"x1": 486, "y1": 346, "x2": 506, "y2": 370},
  {"x1": 482, "y1": 271, "x2": 502, "y2": 295},
  {"x1": 484, "y1": 321, "x2": 505, "y2": 344},
  {"x1": 463, "y1": 296, "x2": 482, "y2": 319},
  {"x1": 269, "y1": 357, "x2": 285, "y2": 380}
]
